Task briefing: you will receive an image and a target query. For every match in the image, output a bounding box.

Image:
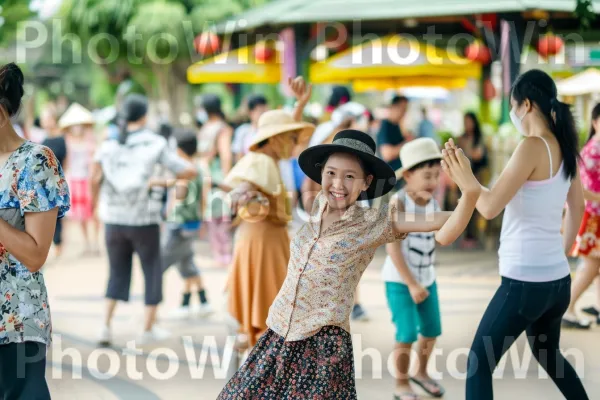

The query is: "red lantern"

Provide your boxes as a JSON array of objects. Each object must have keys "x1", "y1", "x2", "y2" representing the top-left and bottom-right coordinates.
[
  {"x1": 324, "y1": 25, "x2": 348, "y2": 51},
  {"x1": 194, "y1": 32, "x2": 220, "y2": 56},
  {"x1": 465, "y1": 42, "x2": 492, "y2": 65},
  {"x1": 483, "y1": 79, "x2": 496, "y2": 101},
  {"x1": 536, "y1": 34, "x2": 564, "y2": 58},
  {"x1": 479, "y1": 14, "x2": 498, "y2": 31},
  {"x1": 255, "y1": 43, "x2": 275, "y2": 62}
]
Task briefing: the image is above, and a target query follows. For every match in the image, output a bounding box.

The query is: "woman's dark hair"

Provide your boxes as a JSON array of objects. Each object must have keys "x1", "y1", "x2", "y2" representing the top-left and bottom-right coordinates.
[
  {"x1": 464, "y1": 112, "x2": 482, "y2": 146},
  {"x1": 247, "y1": 94, "x2": 267, "y2": 112},
  {"x1": 327, "y1": 86, "x2": 352, "y2": 109},
  {"x1": 117, "y1": 93, "x2": 148, "y2": 145},
  {"x1": 158, "y1": 122, "x2": 173, "y2": 140},
  {"x1": 255, "y1": 139, "x2": 269, "y2": 149},
  {"x1": 0, "y1": 63, "x2": 25, "y2": 118},
  {"x1": 202, "y1": 94, "x2": 225, "y2": 119},
  {"x1": 511, "y1": 69, "x2": 579, "y2": 180},
  {"x1": 588, "y1": 103, "x2": 600, "y2": 143},
  {"x1": 173, "y1": 128, "x2": 198, "y2": 157}
]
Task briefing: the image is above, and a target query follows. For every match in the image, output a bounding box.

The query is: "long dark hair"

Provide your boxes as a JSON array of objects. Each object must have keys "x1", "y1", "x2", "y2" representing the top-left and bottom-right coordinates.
[
  {"x1": 588, "y1": 103, "x2": 600, "y2": 143},
  {"x1": 0, "y1": 63, "x2": 25, "y2": 118},
  {"x1": 511, "y1": 69, "x2": 579, "y2": 180},
  {"x1": 202, "y1": 94, "x2": 225, "y2": 120},
  {"x1": 117, "y1": 93, "x2": 148, "y2": 145},
  {"x1": 464, "y1": 112, "x2": 482, "y2": 146}
]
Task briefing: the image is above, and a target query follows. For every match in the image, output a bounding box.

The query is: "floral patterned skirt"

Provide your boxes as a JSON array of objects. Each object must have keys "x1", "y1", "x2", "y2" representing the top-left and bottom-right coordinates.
[
  {"x1": 571, "y1": 210, "x2": 600, "y2": 258},
  {"x1": 217, "y1": 326, "x2": 356, "y2": 400}
]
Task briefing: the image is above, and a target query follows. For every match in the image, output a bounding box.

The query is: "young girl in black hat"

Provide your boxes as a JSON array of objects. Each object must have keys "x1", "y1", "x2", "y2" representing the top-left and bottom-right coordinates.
[{"x1": 218, "y1": 129, "x2": 481, "y2": 399}]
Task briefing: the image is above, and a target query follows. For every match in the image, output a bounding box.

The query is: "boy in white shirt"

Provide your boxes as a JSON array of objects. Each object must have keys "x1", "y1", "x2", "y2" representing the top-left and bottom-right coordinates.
[{"x1": 382, "y1": 138, "x2": 445, "y2": 400}]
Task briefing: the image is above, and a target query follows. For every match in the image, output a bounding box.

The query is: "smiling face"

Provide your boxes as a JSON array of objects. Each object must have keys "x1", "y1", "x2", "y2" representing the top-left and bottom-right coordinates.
[
  {"x1": 402, "y1": 161, "x2": 441, "y2": 203},
  {"x1": 320, "y1": 152, "x2": 373, "y2": 212}
]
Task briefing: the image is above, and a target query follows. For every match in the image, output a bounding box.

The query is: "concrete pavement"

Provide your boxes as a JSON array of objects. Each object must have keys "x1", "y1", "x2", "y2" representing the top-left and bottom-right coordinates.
[{"x1": 40, "y1": 222, "x2": 600, "y2": 399}]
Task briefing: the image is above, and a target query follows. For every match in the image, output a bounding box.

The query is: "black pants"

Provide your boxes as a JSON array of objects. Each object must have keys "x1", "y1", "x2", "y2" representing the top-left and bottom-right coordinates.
[
  {"x1": 466, "y1": 275, "x2": 589, "y2": 400},
  {"x1": 0, "y1": 342, "x2": 50, "y2": 400},
  {"x1": 105, "y1": 224, "x2": 162, "y2": 305}
]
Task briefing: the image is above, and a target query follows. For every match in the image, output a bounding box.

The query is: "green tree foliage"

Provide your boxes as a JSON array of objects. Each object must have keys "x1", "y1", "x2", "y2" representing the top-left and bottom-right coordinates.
[
  {"x1": 0, "y1": 0, "x2": 34, "y2": 47},
  {"x1": 60, "y1": 0, "x2": 262, "y2": 121}
]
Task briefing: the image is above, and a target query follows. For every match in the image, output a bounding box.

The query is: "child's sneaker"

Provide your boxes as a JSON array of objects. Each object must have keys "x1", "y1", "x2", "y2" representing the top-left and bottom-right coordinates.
[
  {"x1": 168, "y1": 306, "x2": 193, "y2": 320},
  {"x1": 98, "y1": 325, "x2": 112, "y2": 347},
  {"x1": 196, "y1": 303, "x2": 214, "y2": 317},
  {"x1": 138, "y1": 326, "x2": 172, "y2": 345}
]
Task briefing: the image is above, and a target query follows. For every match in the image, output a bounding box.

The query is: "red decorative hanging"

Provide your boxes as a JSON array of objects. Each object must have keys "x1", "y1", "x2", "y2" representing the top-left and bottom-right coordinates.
[
  {"x1": 465, "y1": 41, "x2": 492, "y2": 65},
  {"x1": 536, "y1": 34, "x2": 564, "y2": 58},
  {"x1": 479, "y1": 14, "x2": 498, "y2": 31},
  {"x1": 483, "y1": 79, "x2": 496, "y2": 100},
  {"x1": 194, "y1": 32, "x2": 220, "y2": 56},
  {"x1": 324, "y1": 25, "x2": 348, "y2": 51},
  {"x1": 255, "y1": 43, "x2": 275, "y2": 62}
]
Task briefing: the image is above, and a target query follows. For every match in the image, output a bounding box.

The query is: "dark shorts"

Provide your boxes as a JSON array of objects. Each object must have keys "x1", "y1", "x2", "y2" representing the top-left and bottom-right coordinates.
[
  {"x1": 105, "y1": 224, "x2": 162, "y2": 305},
  {"x1": 0, "y1": 342, "x2": 50, "y2": 400},
  {"x1": 162, "y1": 225, "x2": 200, "y2": 279}
]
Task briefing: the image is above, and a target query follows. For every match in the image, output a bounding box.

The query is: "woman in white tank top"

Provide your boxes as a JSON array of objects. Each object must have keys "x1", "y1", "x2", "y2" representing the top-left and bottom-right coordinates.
[{"x1": 449, "y1": 70, "x2": 589, "y2": 400}]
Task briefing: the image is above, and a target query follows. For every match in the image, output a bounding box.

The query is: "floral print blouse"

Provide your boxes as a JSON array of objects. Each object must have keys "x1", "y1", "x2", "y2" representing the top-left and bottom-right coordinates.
[
  {"x1": 580, "y1": 139, "x2": 600, "y2": 215},
  {"x1": 266, "y1": 191, "x2": 406, "y2": 341},
  {"x1": 0, "y1": 142, "x2": 70, "y2": 346}
]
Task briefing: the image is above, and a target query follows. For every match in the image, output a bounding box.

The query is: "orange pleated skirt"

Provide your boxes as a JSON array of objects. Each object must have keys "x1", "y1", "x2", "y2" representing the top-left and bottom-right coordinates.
[{"x1": 227, "y1": 220, "x2": 290, "y2": 347}]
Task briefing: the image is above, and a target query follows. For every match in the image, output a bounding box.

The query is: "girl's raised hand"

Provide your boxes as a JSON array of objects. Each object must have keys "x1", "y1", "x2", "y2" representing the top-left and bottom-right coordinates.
[{"x1": 441, "y1": 146, "x2": 481, "y2": 196}]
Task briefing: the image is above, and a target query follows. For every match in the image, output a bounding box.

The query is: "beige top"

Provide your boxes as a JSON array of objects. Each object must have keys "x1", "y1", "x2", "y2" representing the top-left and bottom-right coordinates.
[
  {"x1": 266, "y1": 191, "x2": 407, "y2": 341},
  {"x1": 224, "y1": 152, "x2": 291, "y2": 225}
]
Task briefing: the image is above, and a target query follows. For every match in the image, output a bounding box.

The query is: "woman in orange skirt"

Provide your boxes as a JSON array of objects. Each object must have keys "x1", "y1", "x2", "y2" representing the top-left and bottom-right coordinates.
[
  {"x1": 224, "y1": 78, "x2": 314, "y2": 348},
  {"x1": 566, "y1": 103, "x2": 600, "y2": 329}
]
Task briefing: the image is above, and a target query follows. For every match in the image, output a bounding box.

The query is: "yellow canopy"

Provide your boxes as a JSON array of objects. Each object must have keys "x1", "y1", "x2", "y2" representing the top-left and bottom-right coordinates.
[
  {"x1": 310, "y1": 35, "x2": 481, "y2": 84},
  {"x1": 353, "y1": 76, "x2": 469, "y2": 92},
  {"x1": 187, "y1": 42, "x2": 281, "y2": 84}
]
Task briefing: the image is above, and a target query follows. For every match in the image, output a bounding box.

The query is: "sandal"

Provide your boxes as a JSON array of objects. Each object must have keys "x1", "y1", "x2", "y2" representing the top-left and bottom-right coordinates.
[
  {"x1": 581, "y1": 306, "x2": 600, "y2": 317},
  {"x1": 409, "y1": 377, "x2": 445, "y2": 398},
  {"x1": 394, "y1": 393, "x2": 419, "y2": 400},
  {"x1": 562, "y1": 316, "x2": 591, "y2": 330}
]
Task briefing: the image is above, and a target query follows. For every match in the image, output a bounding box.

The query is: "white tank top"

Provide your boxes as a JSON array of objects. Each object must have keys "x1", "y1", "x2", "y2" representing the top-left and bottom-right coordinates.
[{"x1": 498, "y1": 137, "x2": 571, "y2": 282}]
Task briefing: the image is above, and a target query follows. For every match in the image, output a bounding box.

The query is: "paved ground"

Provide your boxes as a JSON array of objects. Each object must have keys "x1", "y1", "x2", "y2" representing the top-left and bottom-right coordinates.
[{"x1": 41, "y1": 221, "x2": 600, "y2": 399}]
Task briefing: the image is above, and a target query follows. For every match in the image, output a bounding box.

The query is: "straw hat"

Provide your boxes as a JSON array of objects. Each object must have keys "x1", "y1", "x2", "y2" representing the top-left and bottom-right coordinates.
[
  {"x1": 299, "y1": 129, "x2": 396, "y2": 199},
  {"x1": 58, "y1": 103, "x2": 95, "y2": 129},
  {"x1": 395, "y1": 137, "x2": 442, "y2": 178},
  {"x1": 248, "y1": 109, "x2": 315, "y2": 151}
]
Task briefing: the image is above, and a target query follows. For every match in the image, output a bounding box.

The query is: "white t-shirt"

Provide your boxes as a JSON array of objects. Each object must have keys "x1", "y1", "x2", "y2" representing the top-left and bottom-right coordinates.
[{"x1": 382, "y1": 190, "x2": 439, "y2": 287}]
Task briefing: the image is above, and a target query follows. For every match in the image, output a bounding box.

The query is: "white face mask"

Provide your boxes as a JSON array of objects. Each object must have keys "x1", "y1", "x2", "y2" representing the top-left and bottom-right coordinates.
[
  {"x1": 509, "y1": 108, "x2": 526, "y2": 134},
  {"x1": 196, "y1": 109, "x2": 208, "y2": 124}
]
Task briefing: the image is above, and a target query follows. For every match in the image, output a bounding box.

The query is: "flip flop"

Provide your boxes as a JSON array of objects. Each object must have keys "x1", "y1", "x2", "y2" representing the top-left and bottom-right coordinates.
[
  {"x1": 409, "y1": 377, "x2": 445, "y2": 398},
  {"x1": 581, "y1": 306, "x2": 600, "y2": 317},
  {"x1": 394, "y1": 393, "x2": 419, "y2": 400},
  {"x1": 561, "y1": 316, "x2": 591, "y2": 330}
]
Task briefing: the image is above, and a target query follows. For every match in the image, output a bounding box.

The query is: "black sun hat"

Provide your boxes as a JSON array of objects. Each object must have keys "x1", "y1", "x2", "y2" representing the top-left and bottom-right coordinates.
[{"x1": 298, "y1": 129, "x2": 397, "y2": 199}]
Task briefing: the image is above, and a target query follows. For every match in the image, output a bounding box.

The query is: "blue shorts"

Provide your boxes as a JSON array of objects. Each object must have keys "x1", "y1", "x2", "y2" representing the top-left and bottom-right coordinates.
[{"x1": 385, "y1": 281, "x2": 442, "y2": 343}]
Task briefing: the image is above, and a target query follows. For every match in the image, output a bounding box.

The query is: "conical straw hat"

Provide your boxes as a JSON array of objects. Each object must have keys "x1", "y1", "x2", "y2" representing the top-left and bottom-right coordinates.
[{"x1": 58, "y1": 103, "x2": 95, "y2": 129}]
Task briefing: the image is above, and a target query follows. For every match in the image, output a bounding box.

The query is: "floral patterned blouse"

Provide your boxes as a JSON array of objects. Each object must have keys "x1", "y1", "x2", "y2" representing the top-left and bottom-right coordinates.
[
  {"x1": 580, "y1": 139, "x2": 600, "y2": 215},
  {"x1": 266, "y1": 191, "x2": 406, "y2": 341},
  {"x1": 0, "y1": 142, "x2": 70, "y2": 346}
]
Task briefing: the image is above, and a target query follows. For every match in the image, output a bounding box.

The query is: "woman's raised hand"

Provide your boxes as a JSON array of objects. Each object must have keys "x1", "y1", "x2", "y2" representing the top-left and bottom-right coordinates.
[
  {"x1": 288, "y1": 76, "x2": 312, "y2": 105},
  {"x1": 441, "y1": 139, "x2": 481, "y2": 196}
]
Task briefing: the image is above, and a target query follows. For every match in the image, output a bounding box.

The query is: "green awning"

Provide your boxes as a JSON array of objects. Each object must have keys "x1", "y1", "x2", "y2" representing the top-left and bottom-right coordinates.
[{"x1": 218, "y1": 0, "x2": 596, "y2": 33}]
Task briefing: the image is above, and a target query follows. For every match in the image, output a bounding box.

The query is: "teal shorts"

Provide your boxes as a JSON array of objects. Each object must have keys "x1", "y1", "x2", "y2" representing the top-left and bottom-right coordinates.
[{"x1": 385, "y1": 281, "x2": 442, "y2": 343}]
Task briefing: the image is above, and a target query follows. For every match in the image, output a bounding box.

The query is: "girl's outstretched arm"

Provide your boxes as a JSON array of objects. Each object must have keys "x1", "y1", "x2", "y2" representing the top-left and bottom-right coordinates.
[{"x1": 392, "y1": 145, "x2": 481, "y2": 245}]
